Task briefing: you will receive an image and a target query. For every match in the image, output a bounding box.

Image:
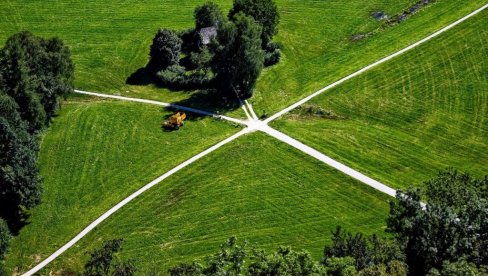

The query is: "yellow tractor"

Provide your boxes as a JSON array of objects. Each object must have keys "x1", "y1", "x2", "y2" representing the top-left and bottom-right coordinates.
[{"x1": 163, "y1": 112, "x2": 187, "y2": 130}]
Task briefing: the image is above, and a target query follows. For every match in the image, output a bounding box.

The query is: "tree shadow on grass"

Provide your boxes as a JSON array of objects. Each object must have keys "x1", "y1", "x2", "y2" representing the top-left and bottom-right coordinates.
[{"x1": 127, "y1": 66, "x2": 243, "y2": 126}]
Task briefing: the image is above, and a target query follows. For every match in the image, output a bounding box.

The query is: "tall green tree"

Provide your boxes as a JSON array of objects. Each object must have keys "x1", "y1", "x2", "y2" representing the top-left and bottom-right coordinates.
[
  {"x1": 228, "y1": 0, "x2": 280, "y2": 46},
  {"x1": 194, "y1": 2, "x2": 224, "y2": 29},
  {"x1": 0, "y1": 115, "x2": 41, "y2": 228},
  {"x1": 0, "y1": 31, "x2": 74, "y2": 131},
  {"x1": 387, "y1": 169, "x2": 488, "y2": 275},
  {"x1": 149, "y1": 29, "x2": 182, "y2": 71},
  {"x1": 213, "y1": 13, "x2": 264, "y2": 99}
]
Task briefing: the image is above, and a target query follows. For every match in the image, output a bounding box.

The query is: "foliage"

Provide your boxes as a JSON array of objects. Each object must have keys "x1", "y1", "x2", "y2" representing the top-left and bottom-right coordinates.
[
  {"x1": 387, "y1": 169, "x2": 488, "y2": 275},
  {"x1": 170, "y1": 237, "x2": 326, "y2": 276},
  {"x1": 213, "y1": 13, "x2": 264, "y2": 99},
  {"x1": 228, "y1": 0, "x2": 280, "y2": 47},
  {"x1": 0, "y1": 219, "x2": 11, "y2": 260},
  {"x1": 249, "y1": 246, "x2": 324, "y2": 275},
  {"x1": 82, "y1": 239, "x2": 136, "y2": 276},
  {"x1": 0, "y1": 114, "x2": 41, "y2": 228},
  {"x1": 323, "y1": 226, "x2": 405, "y2": 271},
  {"x1": 190, "y1": 47, "x2": 214, "y2": 74},
  {"x1": 150, "y1": 29, "x2": 182, "y2": 71},
  {"x1": 0, "y1": 31, "x2": 74, "y2": 132},
  {"x1": 324, "y1": 257, "x2": 357, "y2": 276},
  {"x1": 157, "y1": 65, "x2": 213, "y2": 90},
  {"x1": 194, "y1": 2, "x2": 224, "y2": 29},
  {"x1": 427, "y1": 259, "x2": 488, "y2": 276}
]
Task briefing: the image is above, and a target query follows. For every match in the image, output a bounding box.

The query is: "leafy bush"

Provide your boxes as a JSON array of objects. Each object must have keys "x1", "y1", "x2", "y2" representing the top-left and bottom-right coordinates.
[
  {"x1": 387, "y1": 169, "x2": 488, "y2": 275},
  {"x1": 194, "y1": 2, "x2": 224, "y2": 29},
  {"x1": 264, "y1": 48, "x2": 281, "y2": 66},
  {"x1": 150, "y1": 29, "x2": 182, "y2": 71},
  {"x1": 157, "y1": 65, "x2": 213, "y2": 90}
]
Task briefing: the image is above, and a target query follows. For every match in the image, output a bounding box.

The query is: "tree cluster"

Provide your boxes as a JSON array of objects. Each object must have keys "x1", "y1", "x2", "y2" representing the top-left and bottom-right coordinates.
[
  {"x1": 0, "y1": 31, "x2": 74, "y2": 268},
  {"x1": 147, "y1": 0, "x2": 281, "y2": 100},
  {"x1": 166, "y1": 169, "x2": 487, "y2": 276},
  {"x1": 81, "y1": 239, "x2": 136, "y2": 276},
  {"x1": 387, "y1": 169, "x2": 488, "y2": 275}
]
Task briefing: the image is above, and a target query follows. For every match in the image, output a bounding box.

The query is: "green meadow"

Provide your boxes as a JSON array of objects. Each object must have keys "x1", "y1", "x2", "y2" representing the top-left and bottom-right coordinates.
[
  {"x1": 0, "y1": 0, "x2": 486, "y2": 274},
  {"x1": 272, "y1": 13, "x2": 488, "y2": 190},
  {"x1": 4, "y1": 96, "x2": 238, "y2": 272},
  {"x1": 42, "y1": 133, "x2": 390, "y2": 274}
]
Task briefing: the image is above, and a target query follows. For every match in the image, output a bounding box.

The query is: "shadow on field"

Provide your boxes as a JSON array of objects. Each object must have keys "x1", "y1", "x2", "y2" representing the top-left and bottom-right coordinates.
[{"x1": 127, "y1": 65, "x2": 242, "y2": 129}]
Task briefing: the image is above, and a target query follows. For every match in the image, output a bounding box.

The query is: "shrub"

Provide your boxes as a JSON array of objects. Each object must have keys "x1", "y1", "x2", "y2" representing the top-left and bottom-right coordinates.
[
  {"x1": 150, "y1": 29, "x2": 182, "y2": 71},
  {"x1": 194, "y1": 2, "x2": 224, "y2": 29}
]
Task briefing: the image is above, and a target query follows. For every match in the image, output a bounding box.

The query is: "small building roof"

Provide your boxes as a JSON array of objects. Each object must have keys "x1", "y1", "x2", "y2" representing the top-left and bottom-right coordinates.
[{"x1": 198, "y1": 27, "x2": 217, "y2": 45}]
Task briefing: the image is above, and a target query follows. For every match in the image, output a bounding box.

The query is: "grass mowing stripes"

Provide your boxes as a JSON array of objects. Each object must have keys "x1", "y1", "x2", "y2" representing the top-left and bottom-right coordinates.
[
  {"x1": 41, "y1": 132, "x2": 390, "y2": 274},
  {"x1": 1, "y1": 1, "x2": 484, "y2": 115},
  {"x1": 272, "y1": 12, "x2": 488, "y2": 190},
  {"x1": 4, "y1": 96, "x2": 239, "y2": 273}
]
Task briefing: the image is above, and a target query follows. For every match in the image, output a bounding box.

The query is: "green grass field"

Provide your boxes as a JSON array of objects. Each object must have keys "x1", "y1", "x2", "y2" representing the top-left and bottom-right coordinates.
[
  {"x1": 272, "y1": 13, "x2": 488, "y2": 190},
  {"x1": 4, "y1": 96, "x2": 239, "y2": 272},
  {"x1": 1, "y1": 0, "x2": 486, "y2": 274},
  {"x1": 39, "y1": 132, "x2": 390, "y2": 274},
  {"x1": 1, "y1": 0, "x2": 485, "y2": 115}
]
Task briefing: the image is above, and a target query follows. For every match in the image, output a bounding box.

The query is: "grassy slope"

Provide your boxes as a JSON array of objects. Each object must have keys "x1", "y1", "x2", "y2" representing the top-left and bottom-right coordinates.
[
  {"x1": 253, "y1": 0, "x2": 486, "y2": 115},
  {"x1": 5, "y1": 96, "x2": 238, "y2": 272},
  {"x1": 42, "y1": 132, "x2": 390, "y2": 274},
  {"x1": 1, "y1": 1, "x2": 485, "y2": 115},
  {"x1": 272, "y1": 13, "x2": 488, "y2": 190}
]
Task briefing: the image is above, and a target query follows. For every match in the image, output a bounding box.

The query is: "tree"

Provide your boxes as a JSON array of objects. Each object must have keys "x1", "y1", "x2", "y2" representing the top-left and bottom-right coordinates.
[
  {"x1": 228, "y1": 0, "x2": 280, "y2": 46},
  {"x1": 325, "y1": 257, "x2": 358, "y2": 276},
  {"x1": 194, "y1": 2, "x2": 224, "y2": 29},
  {"x1": 249, "y1": 246, "x2": 325, "y2": 275},
  {"x1": 0, "y1": 116, "x2": 41, "y2": 228},
  {"x1": 83, "y1": 239, "x2": 126, "y2": 276},
  {"x1": 213, "y1": 13, "x2": 264, "y2": 99},
  {"x1": 428, "y1": 259, "x2": 488, "y2": 276},
  {"x1": 0, "y1": 31, "x2": 74, "y2": 130},
  {"x1": 0, "y1": 218, "x2": 11, "y2": 260},
  {"x1": 323, "y1": 227, "x2": 405, "y2": 273},
  {"x1": 190, "y1": 47, "x2": 213, "y2": 75},
  {"x1": 149, "y1": 29, "x2": 182, "y2": 71},
  {"x1": 387, "y1": 169, "x2": 488, "y2": 275}
]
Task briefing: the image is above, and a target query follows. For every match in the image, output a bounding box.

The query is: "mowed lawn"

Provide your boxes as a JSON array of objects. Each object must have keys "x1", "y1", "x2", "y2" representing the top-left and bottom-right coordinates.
[
  {"x1": 40, "y1": 132, "x2": 390, "y2": 274},
  {"x1": 272, "y1": 13, "x2": 488, "y2": 190},
  {"x1": 0, "y1": 0, "x2": 485, "y2": 115},
  {"x1": 5, "y1": 96, "x2": 239, "y2": 273}
]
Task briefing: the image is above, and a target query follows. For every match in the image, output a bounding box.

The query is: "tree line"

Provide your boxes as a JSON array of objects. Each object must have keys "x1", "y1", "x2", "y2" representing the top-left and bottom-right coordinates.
[
  {"x1": 0, "y1": 31, "x2": 74, "y2": 273},
  {"x1": 142, "y1": 0, "x2": 281, "y2": 101},
  {"x1": 74, "y1": 169, "x2": 487, "y2": 276}
]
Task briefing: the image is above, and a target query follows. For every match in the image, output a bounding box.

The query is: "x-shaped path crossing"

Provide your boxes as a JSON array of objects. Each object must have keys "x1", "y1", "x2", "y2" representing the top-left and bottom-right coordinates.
[{"x1": 23, "y1": 4, "x2": 487, "y2": 275}]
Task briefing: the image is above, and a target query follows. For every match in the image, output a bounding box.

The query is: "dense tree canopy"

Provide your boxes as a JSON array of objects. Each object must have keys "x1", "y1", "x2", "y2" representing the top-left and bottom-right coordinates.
[
  {"x1": 213, "y1": 13, "x2": 264, "y2": 99},
  {"x1": 0, "y1": 31, "x2": 74, "y2": 132},
  {"x1": 387, "y1": 169, "x2": 488, "y2": 275},
  {"x1": 228, "y1": 0, "x2": 280, "y2": 46},
  {"x1": 0, "y1": 32, "x2": 73, "y2": 259},
  {"x1": 194, "y1": 2, "x2": 224, "y2": 29},
  {"x1": 149, "y1": 29, "x2": 182, "y2": 71}
]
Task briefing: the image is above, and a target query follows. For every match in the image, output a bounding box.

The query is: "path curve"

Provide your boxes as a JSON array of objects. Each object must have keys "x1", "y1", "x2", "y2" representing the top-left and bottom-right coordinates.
[
  {"x1": 264, "y1": 3, "x2": 488, "y2": 123},
  {"x1": 22, "y1": 129, "x2": 250, "y2": 276},
  {"x1": 75, "y1": 90, "x2": 248, "y2": 126}
]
